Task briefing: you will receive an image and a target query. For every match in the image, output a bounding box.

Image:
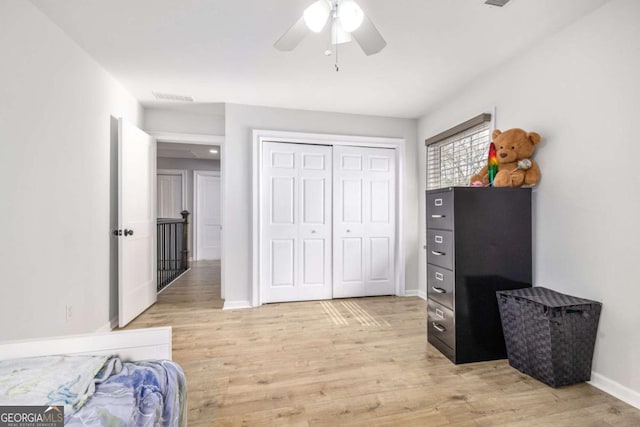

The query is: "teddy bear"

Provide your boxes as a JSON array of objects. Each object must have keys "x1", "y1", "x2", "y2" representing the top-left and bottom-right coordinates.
[{"x1": 470, "y1": 128, "x2": 541, "y2": 187}]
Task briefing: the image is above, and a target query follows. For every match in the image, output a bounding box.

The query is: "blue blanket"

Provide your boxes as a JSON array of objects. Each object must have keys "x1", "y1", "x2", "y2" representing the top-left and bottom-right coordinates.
[
  {"x1": 0, "y1": 356, "x2": 186, "y2": 426},
  {"x1": 66, "y1": 360, "x2": 186, "y2": 427}
]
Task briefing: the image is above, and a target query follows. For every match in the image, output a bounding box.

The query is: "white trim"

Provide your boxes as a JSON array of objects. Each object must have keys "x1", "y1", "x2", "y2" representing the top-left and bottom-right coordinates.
[
  {"x1": 192, "y1": 170, "x2": 221, "y2": 261},
  {"x1": 589, "y1": 372, "x2": 640, "y2": 410},
  {"x1": 157, "y1": 169, "x2": 188, "y2": 214},
  {"x1": 253, "y1": 129, "x2": 403, "y2": 148},
  {"x1": 149, "y1": 131, "x2": 225, "y2": 145},
  {"x1": 252, "y1": 129, "x2": 406, "y2": 307},
  {"x1": 396, "y1": 141, "x2": 406, "y2": 297},
  {"x1": 95, "y1": 319, "x2": 115, "y2": 333},
  {"x1": 222, "y1": 300, "x2": 253, "y2": 310},
  {"x1": 0, "y1": 327, "x2": 172, "y2": 361},
  {"x1": 405, "y1": 289, "x2": 427, "y2": 300}
]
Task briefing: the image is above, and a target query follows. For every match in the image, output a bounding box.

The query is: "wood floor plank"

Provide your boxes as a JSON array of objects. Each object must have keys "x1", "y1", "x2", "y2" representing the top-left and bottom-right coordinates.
[{"x1": 124, "y1": 261, "x2": 640, "y2": 426}]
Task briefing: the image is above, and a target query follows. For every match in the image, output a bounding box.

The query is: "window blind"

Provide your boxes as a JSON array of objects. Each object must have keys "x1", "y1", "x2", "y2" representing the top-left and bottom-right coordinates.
[{"x1": 426, "y1": 121, "x2": 491, "y2": 190}]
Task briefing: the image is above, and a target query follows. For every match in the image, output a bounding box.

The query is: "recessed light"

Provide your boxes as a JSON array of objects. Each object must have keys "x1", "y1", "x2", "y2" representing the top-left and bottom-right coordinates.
[{"x1": 209, "y1": 149, "x2": 218, "y2": 154}]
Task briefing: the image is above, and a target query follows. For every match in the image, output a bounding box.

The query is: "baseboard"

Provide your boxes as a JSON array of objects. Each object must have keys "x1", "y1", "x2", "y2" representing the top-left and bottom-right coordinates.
[
  {"x1": 405, "y1": 289, "x2": 427, "y2": 300},
  {"x1": 95, "y1": 316, "x2": 118, "y2": 333},
  {"x1": 588, "y1": 372, "x2": 640, "y2": 409},
  {"x1": 222, "y1": 300, "x2": 253, "y2": 310}
]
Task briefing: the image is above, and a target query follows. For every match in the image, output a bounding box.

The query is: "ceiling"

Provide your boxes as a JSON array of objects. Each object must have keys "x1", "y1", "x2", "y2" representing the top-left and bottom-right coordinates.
[
  {"x1": 157, "y1": 143, "x2": 220, "y2": 160},
  {"x1": 31, "y1": 0, "x2": 609, "y2": 118}
]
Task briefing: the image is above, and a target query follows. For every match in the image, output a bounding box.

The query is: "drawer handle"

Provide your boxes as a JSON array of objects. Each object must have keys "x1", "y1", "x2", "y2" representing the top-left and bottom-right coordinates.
[
  {"x1": 431, "y1": 251, "x2": 445, "y2": 256},
  {"x1": 434, "y1": 198, "x2": 443, "y2": 206},
  {"x1": 430, "y1": 214, "x2": 446, "y2": 218},
  {"x1": 435, "y1": 272, "x2": 444, "y2": 281},
  {"x1": 432, "y1": 322, "x2": 446, "y2": 333},
  {"x1": 432, "y1": 286, "x2": 446, "y2": 294}
]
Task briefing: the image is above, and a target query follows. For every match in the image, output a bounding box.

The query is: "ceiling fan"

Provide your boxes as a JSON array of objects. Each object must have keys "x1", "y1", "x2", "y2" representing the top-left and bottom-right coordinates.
[{"x1": 274, "y1": 0, "x2": 387, "y2": 57}]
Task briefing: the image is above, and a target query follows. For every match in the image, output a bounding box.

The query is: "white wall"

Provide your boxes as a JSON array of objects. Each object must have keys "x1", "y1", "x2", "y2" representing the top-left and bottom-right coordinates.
[
  {"x1": 418, "y1": 0, "x2": 640, "y2": 403},
  {"x1": 144, "y1": 106, "x2": 225, "y2": 136},
  {"x1": 0, "y1": 1, "x2": 142, "y2": 340},
  {"x1": 224, "y1": 103, "x2": 419, "y2": 306}
]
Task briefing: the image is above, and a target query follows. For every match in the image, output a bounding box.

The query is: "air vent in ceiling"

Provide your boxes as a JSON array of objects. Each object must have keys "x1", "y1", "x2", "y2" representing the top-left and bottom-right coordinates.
[
  {"x1": 152, "y1": 91, "x2": 194, "y2": 102},
  {"x1": 485, "y1": 0, "x2": 511, "y2": 6}
]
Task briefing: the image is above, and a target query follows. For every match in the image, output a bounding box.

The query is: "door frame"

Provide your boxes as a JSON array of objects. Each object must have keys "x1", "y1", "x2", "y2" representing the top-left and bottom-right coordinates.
[
  {"x1": 157, "y1": 169, "x2": 187, "y2": 216},
  {"x1": 252, "y1": 129, "x2": 406, "y2": 307},
  {"x1": 150, "y1": 131, "x2": 225, "y2": 299},
  {"x1": 193, "y1": 170, "x2": 222, "y2": 261}
]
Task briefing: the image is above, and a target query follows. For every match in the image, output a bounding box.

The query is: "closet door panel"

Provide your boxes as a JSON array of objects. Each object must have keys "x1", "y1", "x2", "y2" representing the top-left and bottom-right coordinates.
[
  {"x1": 262, "y1": 142, "x2": 332, "y2": 303},
  {"x1": 334, "y1": 145, "x2": 396, "y2": 298}
]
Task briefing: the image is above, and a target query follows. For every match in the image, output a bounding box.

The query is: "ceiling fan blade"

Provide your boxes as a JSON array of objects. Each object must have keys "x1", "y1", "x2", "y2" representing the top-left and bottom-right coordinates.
[
  {"x1": 274, "y1": 16, "x2": 310, "y2": 51},
  {"x1": 351, "y1": 14, "x2": 386, "y2": 56}
]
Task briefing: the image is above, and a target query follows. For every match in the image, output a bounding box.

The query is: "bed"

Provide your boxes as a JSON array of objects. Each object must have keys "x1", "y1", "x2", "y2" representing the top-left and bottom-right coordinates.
[{"x1": 0, "y1": 327, "x2": 186, "y2": 426}]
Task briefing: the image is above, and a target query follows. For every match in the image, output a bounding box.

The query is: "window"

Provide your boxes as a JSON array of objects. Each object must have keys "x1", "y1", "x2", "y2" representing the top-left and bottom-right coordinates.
[{"x1": 425, "y1": 114, "x2": 492, "y2": 190}]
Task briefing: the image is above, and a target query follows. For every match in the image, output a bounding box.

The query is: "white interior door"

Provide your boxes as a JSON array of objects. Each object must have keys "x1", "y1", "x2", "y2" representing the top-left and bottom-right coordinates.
[
  {"x1": 157, "y1": 172, "x2": 183, "y2": 218},
  {"x1": 195, "y1": 171, "x2": 221, "y2": 260},
  {"x1": 118, "y1": 118, "x2": 157, "y2": 327},
  {"x1": 333, "y1": 145, "x2": 396, "y2": 298},
  {"x1": 261, "y1": 142, "x2": 332, "y2": 303}
]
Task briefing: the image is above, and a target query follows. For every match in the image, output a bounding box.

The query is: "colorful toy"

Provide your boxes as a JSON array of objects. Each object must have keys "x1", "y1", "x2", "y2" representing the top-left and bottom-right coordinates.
[{"x1": 487, "y1": 142, "x2": 498, "y2": 186}]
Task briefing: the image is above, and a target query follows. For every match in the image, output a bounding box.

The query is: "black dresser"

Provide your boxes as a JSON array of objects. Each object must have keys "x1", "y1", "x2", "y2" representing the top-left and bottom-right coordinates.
[{"x1": 426, "y1": 187, "x2": 532, "y2": 364}]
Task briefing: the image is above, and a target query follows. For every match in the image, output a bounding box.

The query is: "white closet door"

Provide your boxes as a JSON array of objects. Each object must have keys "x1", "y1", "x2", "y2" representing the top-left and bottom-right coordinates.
[
  {"x1": 262, "y1": 142, "x2": 332, "y2": 303},
  {"x1": 195, "y1": 172, "x2": 221, "y2": 260},
  {"x1": 333, "y1": 146, "x2": 396, "y2": 298}
]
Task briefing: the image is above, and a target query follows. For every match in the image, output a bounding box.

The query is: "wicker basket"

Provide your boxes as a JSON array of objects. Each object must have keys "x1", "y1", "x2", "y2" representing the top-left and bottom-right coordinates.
[{"x1": 496, "y1": 287, "x2": 602, "y2": 387}]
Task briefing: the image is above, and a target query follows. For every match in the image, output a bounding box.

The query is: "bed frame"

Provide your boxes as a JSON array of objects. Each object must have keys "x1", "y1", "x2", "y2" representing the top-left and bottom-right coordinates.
[{"x1": 0, "y1": 327, "x2": 172, "y2": 361}]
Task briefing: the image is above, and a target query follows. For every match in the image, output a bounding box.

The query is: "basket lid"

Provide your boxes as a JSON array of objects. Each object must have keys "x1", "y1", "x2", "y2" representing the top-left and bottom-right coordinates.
[{"x1": 497, "y1": 286, "x2": 601, "y2": 308}]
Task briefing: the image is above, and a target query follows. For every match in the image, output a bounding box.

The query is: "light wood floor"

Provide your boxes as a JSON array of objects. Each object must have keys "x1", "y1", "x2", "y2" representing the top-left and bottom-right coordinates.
[{"x1": 126, "y1": 261, "x2": 640, "y2": 426}]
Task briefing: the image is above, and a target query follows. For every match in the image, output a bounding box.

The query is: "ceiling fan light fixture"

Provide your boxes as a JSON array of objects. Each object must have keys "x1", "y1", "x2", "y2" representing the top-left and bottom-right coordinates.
[
  {"x1": 303, "y1": 0, "x2": 331, "y2": 33},
  {"x1": 331, "y1": 19, "x2": 352, "y2": 45},
  {"x1": 338, "y1": 0, "x2": 364, "y2": 33}
]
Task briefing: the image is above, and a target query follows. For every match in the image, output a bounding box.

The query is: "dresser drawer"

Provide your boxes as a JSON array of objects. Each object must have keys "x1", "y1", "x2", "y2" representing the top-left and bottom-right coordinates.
[
  {"x1": 427, "y1": 229, "x2": 453, "y2": 270},
  {"x1": 427, "y1": 299, "x2": 455, "y2": 350},
  {"x1": 427, "y1": 191, "x2": 453, "y2": 230},
  {"x1": 427, "y1": 264, "x2": 454, "y2": 309}
]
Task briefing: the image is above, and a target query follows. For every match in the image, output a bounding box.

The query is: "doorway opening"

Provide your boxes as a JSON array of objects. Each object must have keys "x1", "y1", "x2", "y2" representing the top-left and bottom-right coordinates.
[{"x1": 156, "y1": 142, "x2": 222, "y2": 295}]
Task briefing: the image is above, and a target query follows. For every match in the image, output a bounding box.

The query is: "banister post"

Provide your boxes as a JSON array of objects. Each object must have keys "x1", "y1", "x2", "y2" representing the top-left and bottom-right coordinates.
[{"x1": 181, "y1": 210, "x2": 190, "y2": 270}]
